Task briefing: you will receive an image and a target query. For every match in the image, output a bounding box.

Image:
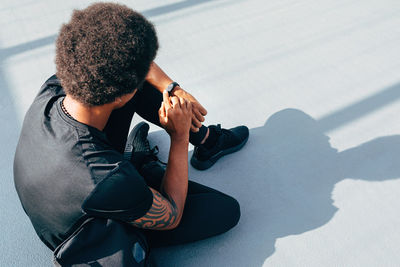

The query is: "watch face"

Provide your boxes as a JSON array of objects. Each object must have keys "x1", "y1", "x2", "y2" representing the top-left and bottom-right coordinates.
[{"x1": 167, "y1": 82, "x2": 179, "y2": 92}]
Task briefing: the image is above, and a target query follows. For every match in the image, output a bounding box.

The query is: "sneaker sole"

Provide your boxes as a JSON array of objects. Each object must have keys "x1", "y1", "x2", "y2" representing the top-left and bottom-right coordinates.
[
  {"x1": 123, "y1": 122, "x2": 149, "y2": 161},
  {"x1": 190, "y1": 134, "x2": 249, "y2": 170}
]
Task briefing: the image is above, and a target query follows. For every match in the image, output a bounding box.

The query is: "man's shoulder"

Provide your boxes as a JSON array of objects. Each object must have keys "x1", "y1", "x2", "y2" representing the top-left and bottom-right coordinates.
[
  {"x1": 39, "y1": 74, "x2": 63, "y2": 94},
  {"x1": 31, "y1": 75, "x2": 65, "y2": 104}
]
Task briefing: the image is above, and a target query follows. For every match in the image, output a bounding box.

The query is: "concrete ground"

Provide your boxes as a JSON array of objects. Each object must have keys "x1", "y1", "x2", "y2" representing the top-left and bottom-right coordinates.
[{"x1": 1, "y1": 0, "x2": 400, "y2": 266}]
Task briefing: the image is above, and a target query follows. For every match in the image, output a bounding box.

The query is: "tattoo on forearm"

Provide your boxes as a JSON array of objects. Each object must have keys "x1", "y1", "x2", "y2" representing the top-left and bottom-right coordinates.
[{"x1": 131, "y1": 189, "x2": 178, "y2": 230}]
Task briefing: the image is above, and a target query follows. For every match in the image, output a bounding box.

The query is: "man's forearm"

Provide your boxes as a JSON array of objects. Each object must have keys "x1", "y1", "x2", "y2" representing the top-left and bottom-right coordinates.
[
  {"x1": 160, "y1": 137, "x2": 189, "y2": 227},
  {"x1": 145, "y1": 62, "x2": 174, "y2": 92}
]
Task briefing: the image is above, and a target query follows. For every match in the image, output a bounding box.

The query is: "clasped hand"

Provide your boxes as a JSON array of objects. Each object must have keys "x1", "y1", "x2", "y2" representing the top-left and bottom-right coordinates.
[
  {"x1": 159, "y1": 90, "x2": 192, "y2": 141},
  {"x1": 170, "y1": 87, "x2": 207, "y2": 133}
]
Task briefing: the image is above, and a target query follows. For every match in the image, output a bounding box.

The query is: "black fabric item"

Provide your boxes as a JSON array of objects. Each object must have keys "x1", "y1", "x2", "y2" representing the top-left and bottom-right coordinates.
[
  {"x1": 13, "y1": 75, "x2": 153, "y2": 250},
  {"x1": 190, "y1": 124, "x2": 249, "y2": 170},
  {"x1": 123, "y1": 122, "x2": 152, "y2": 169},
  {"x1": 138, "y1": 162, "x2": 241, "y2": 248},
  {"x1": 123, "y1": 121, "x2": 166, "y2": 172},
  {"x1": 188, "y1": 125, "x2": 208, "y2": 146},
  {"x1": 53, "y1": 218, "x2": 151, "y2": 267},
  {"x1": 194, "y1": 124, "x2": 249, "y2": 161},
  {"x1": 82, "y1": 161, "x2": 154, "y2": 222}
]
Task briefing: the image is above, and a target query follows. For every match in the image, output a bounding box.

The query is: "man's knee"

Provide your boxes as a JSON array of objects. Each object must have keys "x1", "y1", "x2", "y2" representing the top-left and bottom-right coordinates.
[{"x1": 225, "y1": 195, "x2": 241, "y2": 230}]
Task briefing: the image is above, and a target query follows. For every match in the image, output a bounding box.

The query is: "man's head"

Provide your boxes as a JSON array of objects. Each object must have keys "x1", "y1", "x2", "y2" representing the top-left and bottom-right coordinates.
[{"x1": 56, "y1": 2, "x2": 158, "y2": 106}]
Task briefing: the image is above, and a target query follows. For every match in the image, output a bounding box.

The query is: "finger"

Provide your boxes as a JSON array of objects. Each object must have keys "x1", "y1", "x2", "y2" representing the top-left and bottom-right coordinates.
[
  {"x1": 194, "y1": 109, "x2": 205, "y2": 122},
  {"x1": 186, "y1": 100, "x2": 192, "y2": 111},
  {"x1": 179, "y1": 97, "x2": 186, "y2": 108},
  {"x1": 159, "y1": 102, "x2": 166, "y2": 118},
  {"x1": 163, "y1": 90, "x2": 172, "y2": 109},
  {"x1": 170, "y1": 96, "x2": 180, "y2": 108},
  {"x1": 183, "y1": 98, "x2": 192, "y2": 112},
  {"x1": 197, "y1": 103, "x2": 208, "y2": 116},
  {"x1": 192, "y1": 114, "x2": 202, "y2": 128},
  {"x1": 191, "y1": 124, "x2": 200, "y2": 132}
]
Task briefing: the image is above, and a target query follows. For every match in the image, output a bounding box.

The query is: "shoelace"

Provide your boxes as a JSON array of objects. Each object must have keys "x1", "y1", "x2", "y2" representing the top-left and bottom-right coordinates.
[
  {"x1": 215, "y1": 124, "x2": 230, "y2": 144},
  {"x1": 147, "y1": 144, "x2": 167, "y2": 166},
  {"x1": 143, "y1": 138, "x2": 151, "y2": 153},
  {"x1": 215, "y1": 124, "x2": 222, "y2": 135}
]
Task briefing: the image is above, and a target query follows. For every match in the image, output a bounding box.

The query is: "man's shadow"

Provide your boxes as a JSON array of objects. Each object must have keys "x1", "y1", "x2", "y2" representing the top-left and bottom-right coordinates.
[{"x1": 150, "y1": 108, "x2": 400, "y2": 267}]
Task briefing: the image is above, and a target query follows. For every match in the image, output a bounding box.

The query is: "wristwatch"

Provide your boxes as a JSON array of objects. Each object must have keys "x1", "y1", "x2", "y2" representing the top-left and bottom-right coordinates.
[{"x1": 166, "y1": 82, "x2": 180, "y2": 94}]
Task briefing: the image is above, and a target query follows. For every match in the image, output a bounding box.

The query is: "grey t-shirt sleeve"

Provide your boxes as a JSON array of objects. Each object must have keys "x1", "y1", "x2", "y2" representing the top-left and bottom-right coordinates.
[
  {"x1": 37, "y1": 75, "x2": 65, "y2": 98},
  {"x1": 82, "y1": 161, "x2": 153, "y2": 222}
]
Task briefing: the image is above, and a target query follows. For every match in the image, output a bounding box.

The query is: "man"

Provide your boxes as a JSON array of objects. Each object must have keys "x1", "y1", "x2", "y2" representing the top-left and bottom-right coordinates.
[{"x1": 14, "y1": 2, "x2": 248, "y2": 265}]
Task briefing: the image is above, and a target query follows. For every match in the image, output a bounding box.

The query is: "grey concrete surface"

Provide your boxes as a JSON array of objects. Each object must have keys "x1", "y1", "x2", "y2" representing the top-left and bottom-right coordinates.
[{"x1": 1, "y1": 0, "x2": 400, "y2": 266}]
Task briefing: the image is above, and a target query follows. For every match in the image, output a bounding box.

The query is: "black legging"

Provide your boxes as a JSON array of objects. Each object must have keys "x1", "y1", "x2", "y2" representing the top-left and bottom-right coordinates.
[{"x1": 103, "y1": 82, "x2": 240, "y2": 248}]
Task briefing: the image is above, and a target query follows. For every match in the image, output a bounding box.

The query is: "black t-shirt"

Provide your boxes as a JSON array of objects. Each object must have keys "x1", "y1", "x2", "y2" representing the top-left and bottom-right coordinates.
[{"x1": 13, "y1": 75, "x2": 153, "y2": 250}]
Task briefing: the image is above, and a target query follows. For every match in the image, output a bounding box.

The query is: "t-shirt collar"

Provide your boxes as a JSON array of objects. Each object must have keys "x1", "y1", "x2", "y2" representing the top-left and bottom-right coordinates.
[{"x1": 56, "y1": 97, "x2": 107, "y2": 139}]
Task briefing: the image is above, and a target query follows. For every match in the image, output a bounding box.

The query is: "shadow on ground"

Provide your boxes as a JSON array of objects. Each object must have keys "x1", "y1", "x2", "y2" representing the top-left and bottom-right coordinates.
[{"x1": 150, "y1": 108, "x2": 400, "y2": 266}]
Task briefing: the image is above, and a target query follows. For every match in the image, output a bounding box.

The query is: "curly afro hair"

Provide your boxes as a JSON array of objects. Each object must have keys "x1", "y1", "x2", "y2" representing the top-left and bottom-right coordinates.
[{"x1": 56, "y1": 2, "x2": 158, "y2": 106}]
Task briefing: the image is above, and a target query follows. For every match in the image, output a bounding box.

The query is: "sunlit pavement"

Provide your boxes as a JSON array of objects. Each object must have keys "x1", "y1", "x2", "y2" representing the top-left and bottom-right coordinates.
[{"x1": 1, "y1": 0, "x2": 400, "y2": 266}]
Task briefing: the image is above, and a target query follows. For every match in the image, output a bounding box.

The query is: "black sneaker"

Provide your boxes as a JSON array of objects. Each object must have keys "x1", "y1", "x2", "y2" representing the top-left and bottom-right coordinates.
[
  {"x1": 124, "y1": 122, "x2": 162, "y2": 169},
  {"x1": 190, "y1": 124, "x2": 249, "y2": 170}
]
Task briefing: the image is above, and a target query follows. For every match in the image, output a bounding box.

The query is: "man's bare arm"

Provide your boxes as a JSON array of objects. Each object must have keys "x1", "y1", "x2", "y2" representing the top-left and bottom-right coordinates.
[
  {"x1": 130, "y1": 188, "x2": 179, "y2": 230},
  {"x1": 129, "y1": 91, "x2": 192, "y2": 230},
  {"x1": 129, "y1": 136, "x2": 188, "y2": 230},
  {"x1": 145, "y1": 62, "x2": 174, "y2": 93}
]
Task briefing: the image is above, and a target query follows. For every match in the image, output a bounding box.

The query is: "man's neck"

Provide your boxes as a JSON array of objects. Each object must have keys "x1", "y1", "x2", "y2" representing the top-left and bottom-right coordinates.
[{"x1": 63, "y1": 95, "x2": 113, "y2": 131}]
